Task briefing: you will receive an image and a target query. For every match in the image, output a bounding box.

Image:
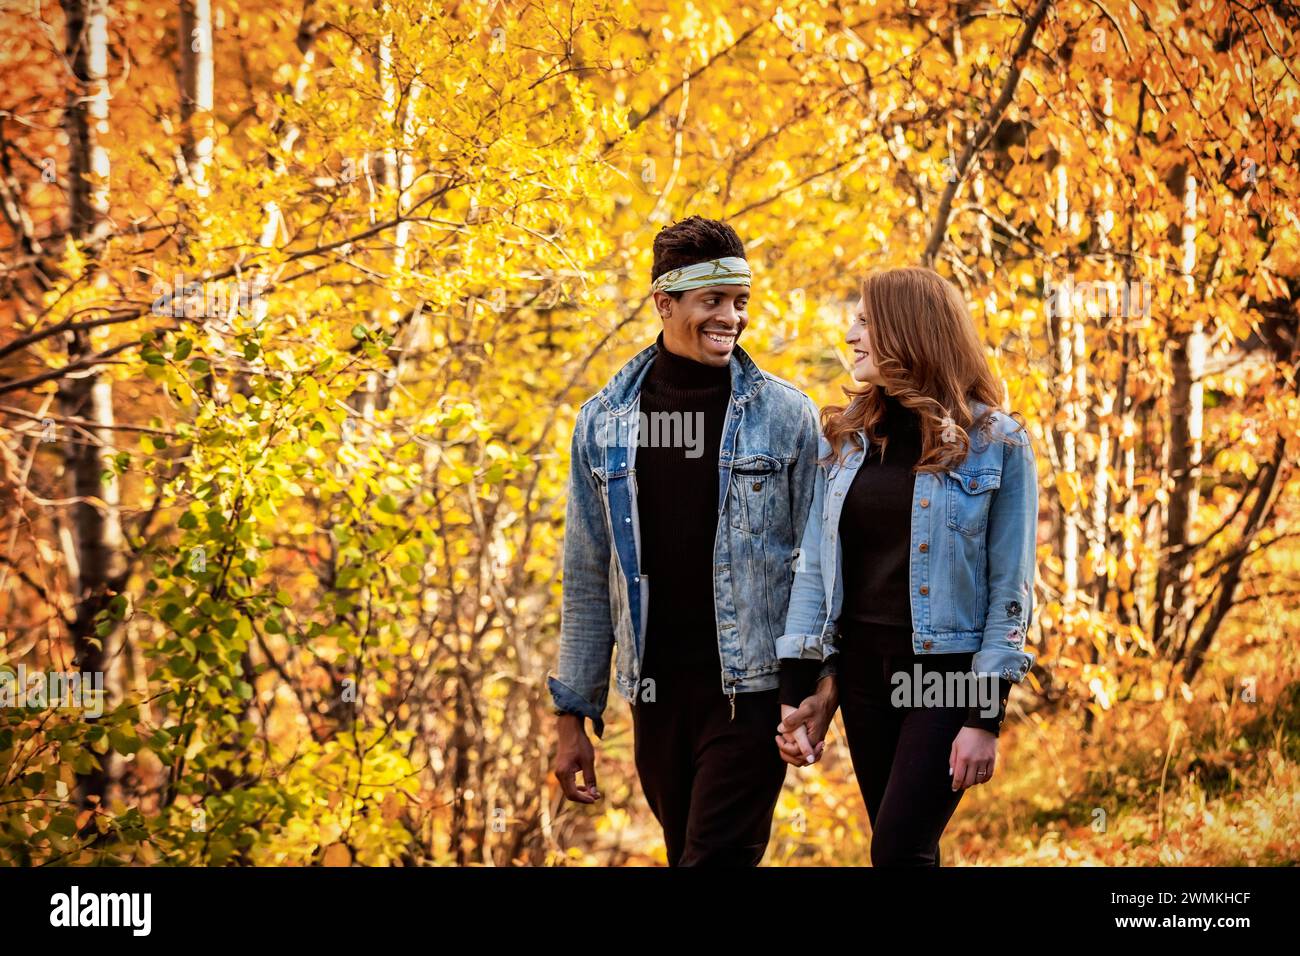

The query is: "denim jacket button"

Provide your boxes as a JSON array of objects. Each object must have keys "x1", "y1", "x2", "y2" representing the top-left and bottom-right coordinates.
[
  {"x1": 919, "y1": 585, "x2": 929, "y2": 595},
  {"x1": 922, "y1": 640, "x2": 933, "y2": 650},
  {"x1": 918, "y1": 542, "x2": 928, "y2": 553},
  {"x1": 920, "y1": 498, "x2": 930, "y2": 507}
]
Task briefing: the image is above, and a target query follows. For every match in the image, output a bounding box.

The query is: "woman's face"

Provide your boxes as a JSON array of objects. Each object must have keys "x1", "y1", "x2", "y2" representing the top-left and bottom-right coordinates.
[{"x1": 847, "y1": 295, "x2": 884, "y2": 386}]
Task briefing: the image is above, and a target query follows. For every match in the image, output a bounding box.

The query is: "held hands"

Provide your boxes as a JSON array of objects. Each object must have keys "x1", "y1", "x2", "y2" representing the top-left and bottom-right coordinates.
[
  {"x1": 777, "y1": 703, "x2": 819, "y2": 765},
  {"x1": 774, "y1": 677, "x2": 838, "y2": 768},
  {"x1": 949, "y1": 725, "x2": 998, "y2": 790}
]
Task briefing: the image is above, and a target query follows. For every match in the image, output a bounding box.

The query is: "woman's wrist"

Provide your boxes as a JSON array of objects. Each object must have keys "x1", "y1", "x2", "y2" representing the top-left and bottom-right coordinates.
[
  {"x1": 963, "y1": 677, "x2": 1012, "y2": 735},
  {"x1": 779, "y1": 657, "x2": 823, "y2": 708}
]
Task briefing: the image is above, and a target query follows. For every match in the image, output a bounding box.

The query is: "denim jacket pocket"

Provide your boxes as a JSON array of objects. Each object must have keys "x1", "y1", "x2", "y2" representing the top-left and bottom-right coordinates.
[
  {"x1": 945, "y1": 468, "x2": 1002, "y2": 536},
  {"x1": 729, "y1": 454, "x2": 782, "y2": 534}
]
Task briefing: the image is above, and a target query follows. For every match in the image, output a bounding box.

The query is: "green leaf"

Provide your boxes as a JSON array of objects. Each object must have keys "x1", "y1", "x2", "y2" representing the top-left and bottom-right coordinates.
[{"x1": 109, "y1": 728, "x2": 141, "y2": 755}]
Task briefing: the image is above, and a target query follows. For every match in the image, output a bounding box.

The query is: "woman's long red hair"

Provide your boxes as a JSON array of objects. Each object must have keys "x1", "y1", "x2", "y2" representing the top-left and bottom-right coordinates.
[{"x1": 820, "y1": 267, "x2": 1009, "y2": 473}]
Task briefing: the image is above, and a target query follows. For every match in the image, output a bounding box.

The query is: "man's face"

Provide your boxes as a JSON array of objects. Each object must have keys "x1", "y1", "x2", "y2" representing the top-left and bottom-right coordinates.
[{"x1": 654, "y1": 284, "x2": 750, "y2": 366}]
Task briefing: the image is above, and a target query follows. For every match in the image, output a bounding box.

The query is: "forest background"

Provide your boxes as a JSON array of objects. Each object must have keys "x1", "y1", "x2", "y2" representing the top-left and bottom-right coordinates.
[{"x1": 0, "y1": 0, "x2": 1297, "y2": 865}]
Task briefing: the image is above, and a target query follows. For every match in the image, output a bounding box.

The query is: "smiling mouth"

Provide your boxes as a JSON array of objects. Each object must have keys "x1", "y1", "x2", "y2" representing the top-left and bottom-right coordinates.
[{"x1": 703, "y1": 330, "x2": 737, "y2": 347}]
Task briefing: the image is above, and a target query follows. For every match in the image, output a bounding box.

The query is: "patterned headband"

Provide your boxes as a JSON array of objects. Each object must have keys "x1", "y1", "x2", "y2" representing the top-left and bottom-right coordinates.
[{"x1": 650, "y1": 256, "x2": 751, "y2": 294}]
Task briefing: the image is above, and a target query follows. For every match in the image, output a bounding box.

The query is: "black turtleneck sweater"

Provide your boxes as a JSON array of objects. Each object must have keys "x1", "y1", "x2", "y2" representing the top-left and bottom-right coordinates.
[
  {"x1": 635, "y1": 331, "x2": 733, "y2": 690},
  {"x1": 779, "y1": 393, "x2": 1012, "y2": 735},
  {"x1": 838, "y1": 391, "x2": 925, "y2": 649}
]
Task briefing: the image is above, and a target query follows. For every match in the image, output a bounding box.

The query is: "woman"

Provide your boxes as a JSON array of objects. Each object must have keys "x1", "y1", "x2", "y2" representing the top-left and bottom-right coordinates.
[{"x1": 774, "y1": 266, "x2": 1039, "y2": 867}]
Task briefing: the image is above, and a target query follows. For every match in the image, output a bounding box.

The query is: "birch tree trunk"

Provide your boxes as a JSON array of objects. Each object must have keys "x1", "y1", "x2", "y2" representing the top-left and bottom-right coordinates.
[
  {"x1": 178, "y1": 0, "x2": 214, "y2": 197},
  {"x1": 1051, "y1": 156, "x2": 1080, "y2": 604},
  {"x1": 59, "y1": 0, "x2": 125, "y2": 815},
  {"x1": 358, "y1": 20, "x2": 424, "y2": 423},
  {"x1": 1154, "y1": 168, "x2": 1203, "y2": 656}
]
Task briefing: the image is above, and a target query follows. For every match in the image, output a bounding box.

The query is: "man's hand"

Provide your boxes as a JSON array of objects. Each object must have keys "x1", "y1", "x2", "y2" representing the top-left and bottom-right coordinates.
[
  {"x1": 775, "y1": 676, "x2": 838, "y2": 768},
  {"x1": 949, "y1": 726, "x2": 997, "y2": 790},
  {"x1": 555, "y1": 714, "x2": 600, "y2": 803}
]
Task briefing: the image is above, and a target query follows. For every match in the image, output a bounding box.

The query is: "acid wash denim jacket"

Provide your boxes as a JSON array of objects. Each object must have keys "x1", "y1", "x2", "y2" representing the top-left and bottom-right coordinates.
[
  {"x1": 548, "y1": 337, "x2": 828, "y2": 738},
  {"x1": 778, "y1": 401, "x2": 1039, "y2": 685}
]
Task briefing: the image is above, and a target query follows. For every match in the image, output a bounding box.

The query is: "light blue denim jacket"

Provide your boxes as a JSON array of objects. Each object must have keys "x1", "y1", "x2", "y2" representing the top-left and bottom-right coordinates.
[
  {"x1": 778, "y1": 402, "x2": 1039, "y2": 684},
  {"x1": 549, "y1": 337, "x2": 824, "y2": 737}
]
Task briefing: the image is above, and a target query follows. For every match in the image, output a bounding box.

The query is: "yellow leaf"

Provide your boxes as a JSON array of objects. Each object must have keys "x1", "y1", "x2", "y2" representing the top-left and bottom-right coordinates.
[{"x1": 322, "y1": 842, "x2": 352, "y2": 867}]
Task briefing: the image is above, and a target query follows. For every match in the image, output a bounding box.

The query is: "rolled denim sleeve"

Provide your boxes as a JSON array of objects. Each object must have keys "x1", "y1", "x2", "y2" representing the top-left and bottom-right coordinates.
[
  {"x1": 778, "y1": 433, "x2": 834, "y2": 663},
  {"x1": 971, "y1": 422, "x2": 1038, "y2": 686},
  {"x1": 547, "y1": 406, "x2": 616, "y2": 738}
]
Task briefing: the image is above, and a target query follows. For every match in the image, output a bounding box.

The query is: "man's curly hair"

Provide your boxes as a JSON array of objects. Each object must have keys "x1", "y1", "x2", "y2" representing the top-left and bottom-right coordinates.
[{"x1": 650, "y1": 216, "x2": 746, "y2": 297}]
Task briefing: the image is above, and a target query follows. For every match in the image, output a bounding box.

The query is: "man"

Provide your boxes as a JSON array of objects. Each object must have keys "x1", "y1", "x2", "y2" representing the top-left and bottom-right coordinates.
[{"x1": 549, "y1": 215, "x2": 836, "y2": 865}]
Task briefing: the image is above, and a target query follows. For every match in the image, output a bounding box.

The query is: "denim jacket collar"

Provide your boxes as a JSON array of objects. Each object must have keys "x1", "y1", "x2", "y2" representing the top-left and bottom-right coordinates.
[
  {"x1": 595, "y1": 335, "x2": 768, "y2": 414},
  {"x1": 847, "y1": 398, "x2": 997, "y2": 464}
]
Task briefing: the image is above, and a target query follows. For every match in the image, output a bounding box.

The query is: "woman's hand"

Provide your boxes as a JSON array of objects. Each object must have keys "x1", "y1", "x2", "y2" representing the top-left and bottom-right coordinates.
[{"x1": 949, "y1": 726, "x2": 998, "y2": 790}]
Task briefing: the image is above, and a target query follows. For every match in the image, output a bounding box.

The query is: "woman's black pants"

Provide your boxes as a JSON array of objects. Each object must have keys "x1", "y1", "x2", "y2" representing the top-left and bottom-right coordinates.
[{"x1": 837, "y1": 639, "x2": 976, "y2": 867}]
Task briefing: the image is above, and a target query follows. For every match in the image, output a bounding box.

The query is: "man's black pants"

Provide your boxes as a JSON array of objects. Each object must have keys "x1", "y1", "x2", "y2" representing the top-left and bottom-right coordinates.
[{"x1": 631, "y1": 677, "x2": 787, "y2": 866}]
